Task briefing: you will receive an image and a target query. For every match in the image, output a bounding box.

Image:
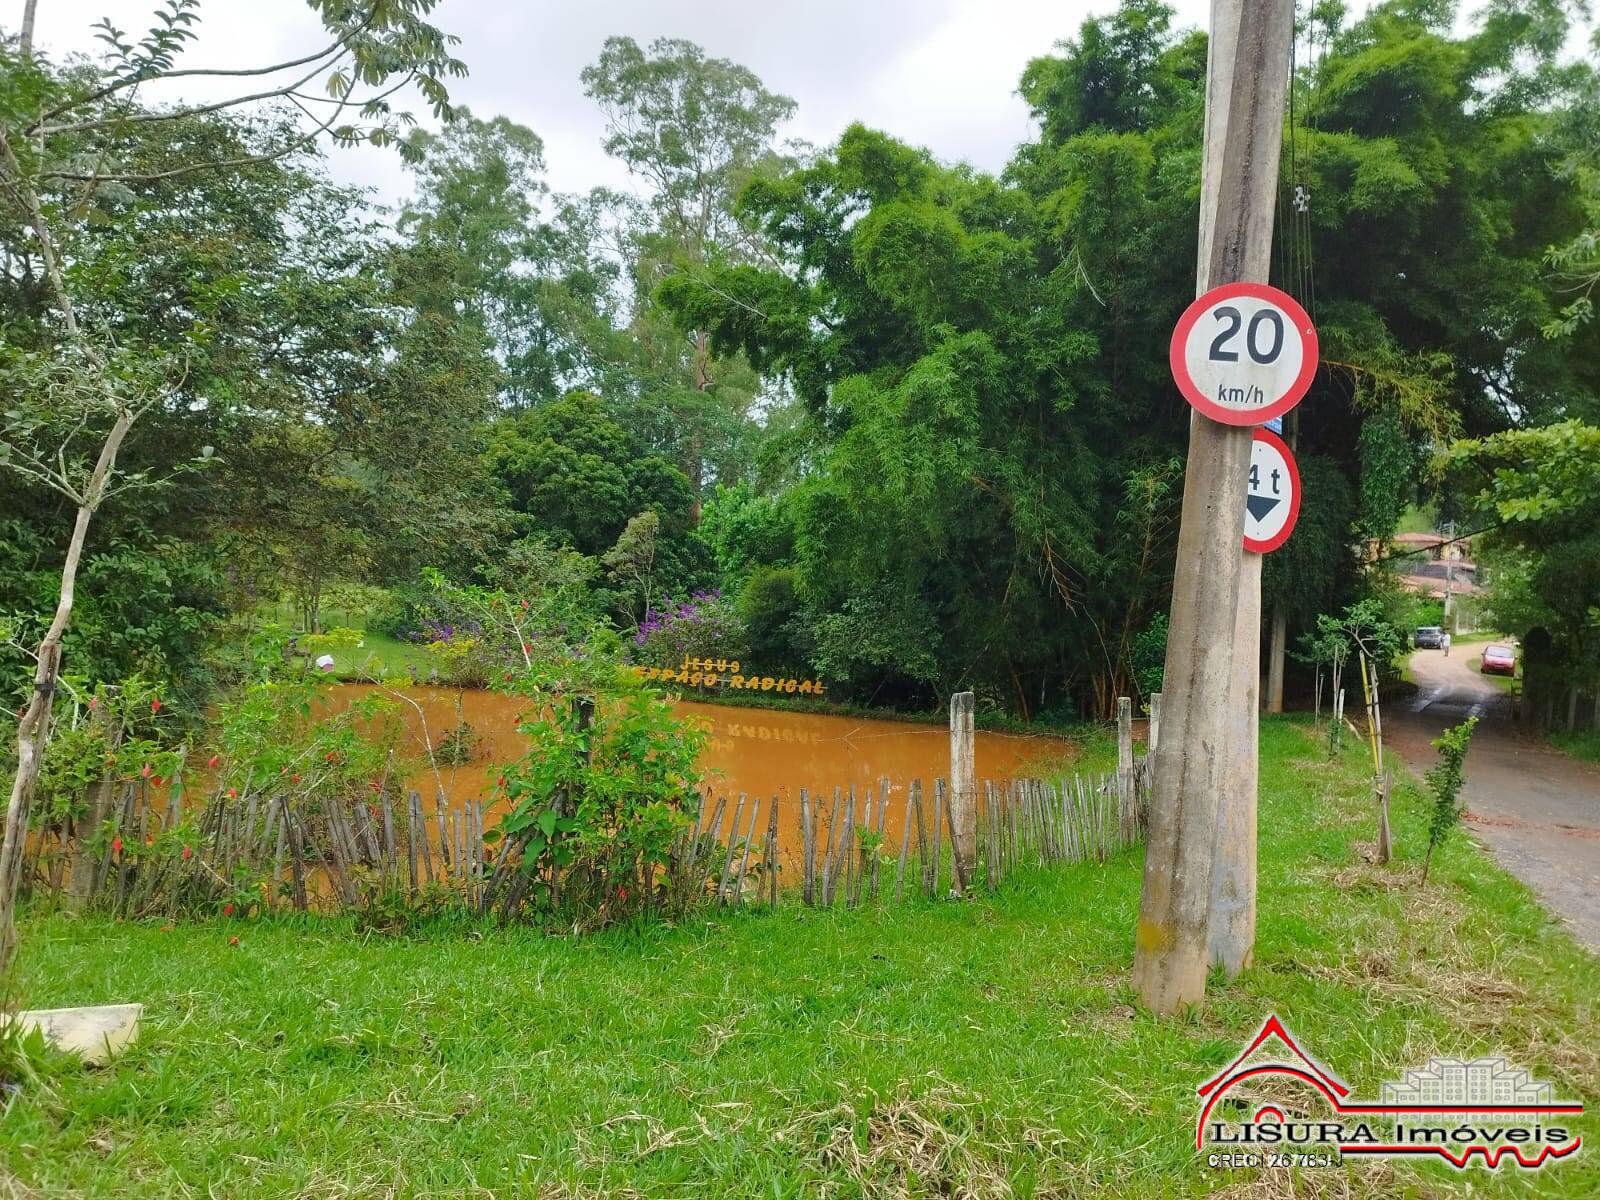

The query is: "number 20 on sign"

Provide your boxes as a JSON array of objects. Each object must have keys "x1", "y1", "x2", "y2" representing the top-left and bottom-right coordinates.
[{"x1": 1169, "y1": 282, "x2": 1318, "y2": 426}]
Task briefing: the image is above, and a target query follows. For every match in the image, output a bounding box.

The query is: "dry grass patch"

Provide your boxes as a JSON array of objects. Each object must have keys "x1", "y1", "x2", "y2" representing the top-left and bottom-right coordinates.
[{"x1": 783, "y1": 1077, "x2": 1072, "y2": 1199}]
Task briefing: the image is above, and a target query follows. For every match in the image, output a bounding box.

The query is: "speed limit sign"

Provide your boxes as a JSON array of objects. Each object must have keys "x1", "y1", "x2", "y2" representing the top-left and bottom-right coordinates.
[{"x1": 1169, "y1": 282, "x2": 1317, "y2": 426}]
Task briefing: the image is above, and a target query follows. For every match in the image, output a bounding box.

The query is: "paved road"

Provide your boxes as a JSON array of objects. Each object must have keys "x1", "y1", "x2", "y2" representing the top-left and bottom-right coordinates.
[{"x1": 1388, "y1": 647, "x2": 1600, "y2": 950}]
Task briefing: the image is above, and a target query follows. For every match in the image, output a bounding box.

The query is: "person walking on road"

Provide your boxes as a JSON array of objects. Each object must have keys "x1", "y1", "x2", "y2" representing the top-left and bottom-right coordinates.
[{"x1": 1442, "y1": 631, "x2": 1452, "y2": 657}]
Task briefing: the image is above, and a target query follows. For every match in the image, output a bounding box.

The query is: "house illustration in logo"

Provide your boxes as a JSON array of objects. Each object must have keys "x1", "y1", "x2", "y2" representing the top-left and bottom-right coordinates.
[{"x1": 1196, "y1": 1014, "x2": 1351, "y2": 1145}]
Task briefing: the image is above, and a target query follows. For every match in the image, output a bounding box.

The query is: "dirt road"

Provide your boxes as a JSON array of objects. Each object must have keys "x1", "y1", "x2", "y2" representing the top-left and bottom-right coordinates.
[{"x1": 1388, "y1": 647, "x2": 1600, "y2": 950}]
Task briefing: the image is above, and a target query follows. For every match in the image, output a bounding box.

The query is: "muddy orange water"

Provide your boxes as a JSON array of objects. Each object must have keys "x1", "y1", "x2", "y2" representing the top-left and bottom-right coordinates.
[{"x1": 334, "y1": 685, "x2": 1071, "y2": 847}]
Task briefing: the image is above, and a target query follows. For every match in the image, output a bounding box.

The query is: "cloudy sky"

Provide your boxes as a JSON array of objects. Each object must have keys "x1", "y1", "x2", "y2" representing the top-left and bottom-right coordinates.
[
  {"x1": 20, "y1": 0, "x2": 1235, "y2": 208},
  {"x1": 22, "y1": 1, "x2": 1588, "y2": 211}
]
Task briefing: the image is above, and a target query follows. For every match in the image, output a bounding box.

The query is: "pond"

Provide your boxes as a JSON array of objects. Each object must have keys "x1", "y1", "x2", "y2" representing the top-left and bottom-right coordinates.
[{"x1": 334, "y1": 685, "x2": 1074, "y2": 846}]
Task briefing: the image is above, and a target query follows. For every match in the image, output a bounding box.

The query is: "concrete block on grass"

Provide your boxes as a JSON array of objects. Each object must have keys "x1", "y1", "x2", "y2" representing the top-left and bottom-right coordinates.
[{"x1": 8, "y1": 1003, "x2": 142, "y2": 1065}]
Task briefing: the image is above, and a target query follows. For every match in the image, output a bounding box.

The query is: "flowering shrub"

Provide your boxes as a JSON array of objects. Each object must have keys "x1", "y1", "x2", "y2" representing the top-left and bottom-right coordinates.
[
  {"x1": 406, "y1": 616, "x2": 477, "y2": 645},
  {"x1": 632, "y1": 591, "x2": 748, "y2": 669},
  {"x1": 486, "y1": 638, "x2": 709, "y2": 927}
]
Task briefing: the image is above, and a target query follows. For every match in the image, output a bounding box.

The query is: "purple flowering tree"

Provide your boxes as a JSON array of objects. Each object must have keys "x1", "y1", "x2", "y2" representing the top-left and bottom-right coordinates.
[{"x1": 632, "y1": 591, "x2": 749, "y2": 668}]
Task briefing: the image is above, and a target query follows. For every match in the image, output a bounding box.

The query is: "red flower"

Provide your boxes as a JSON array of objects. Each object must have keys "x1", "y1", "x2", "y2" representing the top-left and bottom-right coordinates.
[
  {"x1": 227, "y1": 788, "x2": 237, "y2": 799},
  {"x1": 223, "y1": 903, "x2": 234, "y2": 916},
  {"x1": 617, "y1": 887, "x2": 628, "y2": 901},
  {"x1": 292, "y1": 773, "x2": 301, "y2": 784},
  {"x1": 151, "y1": 776, "x2": 164, "y2": 788},
  {"x1": 150, "y1": 698, "x2": 162, "y2": 713},
  {"x1": 369, "y1": 780, "x2": 381, "y2": 793},
  {"x1": 325, "y1": 752, "x2": 337, "y2": 762},
  {"x1": 497, "y1": 775, "x2": 506, "y2": 787},
  {"x1": 207, "y1": 755, "x2": 220, "y2": 768},
  {"x1": 229, "y1": 935, "x2": 239, "y2": 947},
  {"x1": 140, "y1": 764, "x2": 152, "y2": 779},
  {"x1": 182, "y1": 846, "x2": 193, "y2": 861},
  {"x1": 112, "y1": 837, "x2": 123, "y2": 854}
]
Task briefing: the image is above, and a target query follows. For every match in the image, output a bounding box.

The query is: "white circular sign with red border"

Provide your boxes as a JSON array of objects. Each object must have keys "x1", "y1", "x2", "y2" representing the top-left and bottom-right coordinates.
[
  {"x1": 1170, "y1": 282, "x2": 1318, "y2": 426},
  {"x1": 1244, "y1": 428, "x2": 1300, "y2": 553}
]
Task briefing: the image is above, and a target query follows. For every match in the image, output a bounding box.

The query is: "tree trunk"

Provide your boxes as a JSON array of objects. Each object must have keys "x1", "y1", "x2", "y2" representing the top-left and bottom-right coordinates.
[
  {"x1": 1265, "y1": 603, "x2": 1287, "y2": 713},
  {"x1": 0, "y1": 409, "x2": 135, "y2": 971},
  {"x1": 20, "y1": 1, "x2": 39, "y2": 54}
]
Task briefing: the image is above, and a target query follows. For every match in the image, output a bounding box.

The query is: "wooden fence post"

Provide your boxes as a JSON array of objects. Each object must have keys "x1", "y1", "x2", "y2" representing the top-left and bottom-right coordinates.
[
  {"x1": 949, "y1": 691, "x2": 976, "y2": 892},
  {"x1": 1116, "y1": 698, "x2": 1135, "y2": 841}
]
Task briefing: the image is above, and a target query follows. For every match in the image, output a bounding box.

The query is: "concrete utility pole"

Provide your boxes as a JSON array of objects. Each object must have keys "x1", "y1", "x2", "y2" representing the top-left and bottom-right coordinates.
[
  {"x1": 1134, "y1": 0, "x2": 1294, "y2": 1014},
  {"x1": 949, "y1": 691, "x2": 976, "y2": 889},
  {"x1": 1441, "y1": 519, "x2": 1456, "y2": 629}
]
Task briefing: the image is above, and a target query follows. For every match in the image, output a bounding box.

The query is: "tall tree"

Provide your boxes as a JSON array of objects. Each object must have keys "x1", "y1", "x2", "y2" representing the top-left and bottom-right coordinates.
[
  {"x1": 398, "y1": 111, "x2": 622, "y2": 410},
  {"x1": 581, "y1": 37, "x2": 796, "y2": 519},
  {"x1": 0, "y1": 0, "x2": 465, "y2": 970}
]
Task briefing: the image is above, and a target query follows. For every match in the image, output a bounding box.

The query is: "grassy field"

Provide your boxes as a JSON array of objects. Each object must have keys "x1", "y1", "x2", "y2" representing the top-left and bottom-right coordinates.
[
  {"x1": 5, "y1": 718, "x2": 1598, "y2": 1198},
  {"x1": 336, "y1": 628, "x2": 436, "y2": 678}
]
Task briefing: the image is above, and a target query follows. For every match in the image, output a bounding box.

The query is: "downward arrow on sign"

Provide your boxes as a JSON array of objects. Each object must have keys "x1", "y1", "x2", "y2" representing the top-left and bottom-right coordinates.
[{"x1": 1246, "y1": 494, "x2": 1282, "y2": 522}]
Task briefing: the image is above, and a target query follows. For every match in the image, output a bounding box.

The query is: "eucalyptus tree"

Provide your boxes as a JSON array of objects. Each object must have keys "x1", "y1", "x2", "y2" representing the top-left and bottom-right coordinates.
[
  {"x1": 582, "y1": 36, "x2": 796, "y2": 518},
  {"x1": 398, "y1": 111, "x2": 624, "y2": 410},
  {"x1": 0, "y1": 0, "x2": 465, "y2": 970}
]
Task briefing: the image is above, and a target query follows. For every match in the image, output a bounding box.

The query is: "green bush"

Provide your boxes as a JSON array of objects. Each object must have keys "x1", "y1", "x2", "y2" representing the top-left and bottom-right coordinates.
[
  {"x1": 738, "y1": 566, "x2": 805, "y2": 671},
  {"x1": 487, "y1": 640, "x2": 710, "y2": 926}
]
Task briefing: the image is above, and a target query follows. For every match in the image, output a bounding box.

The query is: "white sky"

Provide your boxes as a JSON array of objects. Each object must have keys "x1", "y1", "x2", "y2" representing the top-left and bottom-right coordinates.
[
  {"x1": 16, "y1": 1, "x2": 1590, "y2": 211},
  {"x1": 15, "y1": 0, "x2": 1225, "y2": 208}
]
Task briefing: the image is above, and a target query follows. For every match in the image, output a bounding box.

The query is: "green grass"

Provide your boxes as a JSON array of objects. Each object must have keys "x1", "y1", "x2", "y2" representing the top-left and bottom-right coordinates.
[
  {"x1": 334, "y1": 628, "x2": 435, "y2": 679},
  {"x1": 1395, "y1": 504, "x2": 1438, "y2": 536},
  {"x1": 5, "y1": 718, "x2": 1597, "y2": 1198},
  {"x1": 1547, "y1": 729, "x2": 1600, "y2": 765}
]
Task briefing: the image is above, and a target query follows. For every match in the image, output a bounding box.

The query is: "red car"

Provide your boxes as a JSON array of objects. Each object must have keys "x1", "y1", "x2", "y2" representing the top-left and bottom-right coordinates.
[{"x1": 1480, "y1": 643, "x2": 1517, "y2": 676}]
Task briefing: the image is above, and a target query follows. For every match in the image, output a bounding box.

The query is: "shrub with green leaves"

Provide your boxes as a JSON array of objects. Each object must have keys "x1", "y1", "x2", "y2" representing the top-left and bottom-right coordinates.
[
  {"x1": 1422, "y1": 716, "x2": 1478, "y2": 886},
  {"x1": 486, "y1": 635, "x2": 708, "y2": 927}
]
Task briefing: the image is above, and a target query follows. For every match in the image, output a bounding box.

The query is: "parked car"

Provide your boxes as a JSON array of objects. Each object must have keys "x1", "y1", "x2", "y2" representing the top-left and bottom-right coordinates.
[
  {"x1": 1480, "y1": 643, "x2": 1517, "y2": 676},
  {"x1": 1414, "y1": 626, "x2": 1445, "y2": 649}
]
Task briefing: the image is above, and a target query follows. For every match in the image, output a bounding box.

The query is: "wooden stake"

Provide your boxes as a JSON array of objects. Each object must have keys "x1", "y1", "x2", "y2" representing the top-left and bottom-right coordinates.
[
  {"x1": 870, "y1": 777, "x2": 888, "y2": 901},
  {"x1": 732, "y1": 796, "x2": 760, "y2": 905},
  {"x1": 820, "y1": 787, "x2": 842, "y2": 905},
  {"x1": 800, "y1": 788, "x2": 814, "y2": 906},
  {"x1": 894, "y1": 780, "x2": 914, "y2": 902},
  {"x1": 766, "y1": 795, "x2": 780, "y2": 907},
  {"x1": 910, "y1": 780, "x2": 928, "y2": 898},
  {"x1": 719, "y1": 794, "x2": 746, "y2": 902}
]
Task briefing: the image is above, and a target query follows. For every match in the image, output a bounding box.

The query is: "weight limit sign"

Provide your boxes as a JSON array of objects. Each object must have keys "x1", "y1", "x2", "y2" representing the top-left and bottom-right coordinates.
[
  {"x1": 1244, "y1": 428, "x2": 1300, "y2": 554},
  {"x1": 1169, "y1": 282, "x2": 1318, "y2": 426}
]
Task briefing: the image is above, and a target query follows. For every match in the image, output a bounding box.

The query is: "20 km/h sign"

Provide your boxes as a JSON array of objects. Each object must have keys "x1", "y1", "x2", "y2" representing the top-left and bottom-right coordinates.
[
  {"x1": 1170, "y1": 282, "x2": 1318, "y2": 426},
  {"x1": 1243, "y1": 428, "x2": 1300, "y2": 553}
]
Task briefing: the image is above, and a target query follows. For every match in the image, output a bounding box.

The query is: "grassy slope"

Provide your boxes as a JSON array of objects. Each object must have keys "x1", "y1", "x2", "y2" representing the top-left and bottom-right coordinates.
[
  {"x1": 1547, "y1": 730, "x2": 1600, "y2": 765},
  {"x1": 5, "y1": 719, "x2": 1597, "y2": 1199}
]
